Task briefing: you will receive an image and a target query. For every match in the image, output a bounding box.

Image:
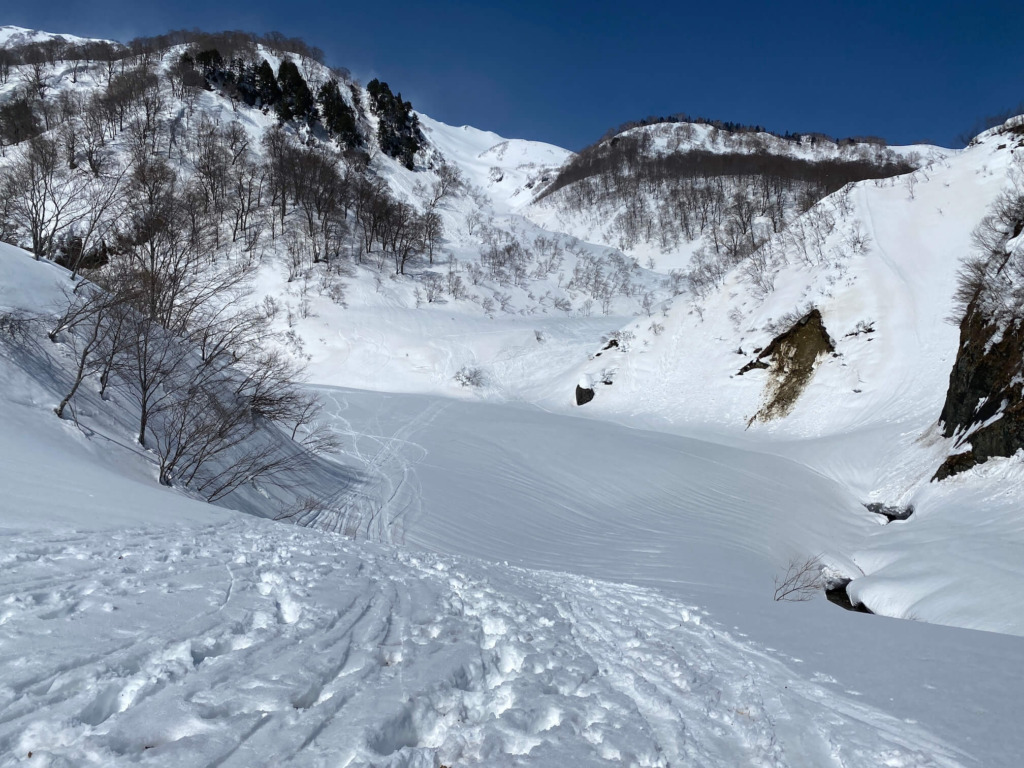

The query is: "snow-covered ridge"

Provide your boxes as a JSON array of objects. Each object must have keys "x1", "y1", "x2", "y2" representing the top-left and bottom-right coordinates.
[
  {"x1": 0, "y1": 24, "x2": 118, "y2": 48},
  {"x1": 592, "y1": 119, "x2": 943, "y2": 163},
  {"x1": 419, "y1": 115, "x2": 572, "y2": 214}
]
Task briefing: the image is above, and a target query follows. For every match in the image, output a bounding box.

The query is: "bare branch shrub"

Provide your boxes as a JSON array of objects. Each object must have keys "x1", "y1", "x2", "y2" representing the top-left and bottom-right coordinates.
[{"x1": 773, "y1": 554, "x2": 824, "y2": 602}]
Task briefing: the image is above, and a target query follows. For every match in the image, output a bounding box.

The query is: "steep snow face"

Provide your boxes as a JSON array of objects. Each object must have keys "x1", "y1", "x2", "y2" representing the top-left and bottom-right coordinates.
[
  {"x1": 419, "y1": 115, "x2": 572, "y2": 214},
  {"x1": 564, "y1": 132, "x2": 1012, "y2": 468}
]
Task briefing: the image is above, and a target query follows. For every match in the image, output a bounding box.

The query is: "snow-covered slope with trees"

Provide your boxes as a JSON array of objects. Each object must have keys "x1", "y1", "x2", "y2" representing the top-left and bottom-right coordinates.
[
  {"x1": 3, "y1": 243, "x2": 1023, "y2": 767},
  {"x1": 3, "y1": 23, "x2": 1024, "y2": 766},
  {"x1": 551, "y1": 122, "x2": 1024, "y2": 631}
]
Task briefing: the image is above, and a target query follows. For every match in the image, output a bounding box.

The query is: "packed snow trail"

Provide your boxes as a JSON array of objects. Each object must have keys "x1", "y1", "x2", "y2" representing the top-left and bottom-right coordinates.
[{"x1": 0, "y1": 518, "x2": 962, "y2": 768}]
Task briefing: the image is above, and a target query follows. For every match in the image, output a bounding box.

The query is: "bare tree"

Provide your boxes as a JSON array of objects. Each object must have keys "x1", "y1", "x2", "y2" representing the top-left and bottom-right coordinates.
[
  {"x1": 50, "y1": 285, "x2": 116, "y2": 419},
  {"x1": 0, "y1": 136, "x2": 90, "y2": 259},
  {"x1": 419, "y1": 210, "x2": 443, "y2": 265},
  {"x1": 773, "y1": 555, "x2": 824, "y2": 602}
]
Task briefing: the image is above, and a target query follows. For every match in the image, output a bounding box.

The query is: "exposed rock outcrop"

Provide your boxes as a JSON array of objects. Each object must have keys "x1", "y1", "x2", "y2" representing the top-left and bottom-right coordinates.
[
  {"x1": 825, "y1": 579, "x2": 874, "y2": 614},
  {"x1": 934, "y1": 304, "x2": 1024, "y2": 480},
  {"x1": 740, "y1": 309, "x2": 835, "y2": 423},
  {"x1": 864, "y1": 503, "x2": 914, "y2": 523}
]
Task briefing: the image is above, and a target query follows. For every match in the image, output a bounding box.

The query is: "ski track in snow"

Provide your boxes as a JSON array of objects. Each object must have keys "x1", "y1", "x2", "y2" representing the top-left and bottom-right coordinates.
[
  {"x1": 297, "y1": 390, "x2": 447, "y2": 543},
  {"x1": 0, "y1": 519, "x2": 962, "y2": 768}
]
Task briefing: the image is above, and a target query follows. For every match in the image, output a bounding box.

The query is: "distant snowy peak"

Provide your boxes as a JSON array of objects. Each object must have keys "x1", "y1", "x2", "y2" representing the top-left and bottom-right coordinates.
[
  {"x1": 418, "y1": 115, "x2": 572, "y2": 213},
  {"x1": 0, "y1": 25, "x2": 117, "y2": 48}
]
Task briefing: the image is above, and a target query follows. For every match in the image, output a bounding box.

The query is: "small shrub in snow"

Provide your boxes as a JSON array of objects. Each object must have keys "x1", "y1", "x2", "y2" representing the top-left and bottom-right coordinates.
[
  {"x1": 327, "y1": 282, "x2": 347, "y2": 306},
  {"x1": 641, "y1": 291, "x2": 656, "y2": 316},
  {"x1": 843, "y1": 223, "x2": 872, "y2": 255},
  {"x1": 0, "y1": 310, "x2": 36, "y2": 342},
  {"x1": 454, "y1": 366, "x2": 487, "y2": 388},
  {"x1": 601, "y1": 329, "x2": 635, "y2": 351},
  {"x1": 773, "y1": 555, "x2": 824, "y2": 602},
  {"x1": 262, "y1": 295, "x2": 280, "y2": 320},
  {"x1": 423, "y1": 272, "x2": 445, "y2": 303}
]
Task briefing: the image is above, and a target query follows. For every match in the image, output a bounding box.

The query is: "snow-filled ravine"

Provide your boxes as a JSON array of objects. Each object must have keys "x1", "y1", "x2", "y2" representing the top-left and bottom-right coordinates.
[{"x1": 1, "y1": 33, "x2": 1023, "y2": 762}]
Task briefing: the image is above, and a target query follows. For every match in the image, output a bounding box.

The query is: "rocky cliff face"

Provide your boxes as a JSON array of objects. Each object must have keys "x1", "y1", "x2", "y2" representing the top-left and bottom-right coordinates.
[
  {"x1": 935, "y1": 151, "x2": 1024, "y2": 481},
  {"x1": 935, "y1": 304, "x2": 1024, "y2": 480}
]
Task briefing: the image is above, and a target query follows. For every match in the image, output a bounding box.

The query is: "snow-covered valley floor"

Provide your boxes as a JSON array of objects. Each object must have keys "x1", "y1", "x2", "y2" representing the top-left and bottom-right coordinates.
[{"x1": 3, "y1": 364, "x2": 1022, "y2": 766}]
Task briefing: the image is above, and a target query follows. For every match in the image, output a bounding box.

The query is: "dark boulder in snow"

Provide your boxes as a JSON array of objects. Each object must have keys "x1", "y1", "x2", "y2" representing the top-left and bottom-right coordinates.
[
  {"x1": 825, "y1": 578, "x2": 874, "y2": 614},
  {"x1": 576, "y1": 385, "x2": 595, "y2": 406},
  {"x1": 576, "y1": 375, "x2": 595, "y2": 405}
]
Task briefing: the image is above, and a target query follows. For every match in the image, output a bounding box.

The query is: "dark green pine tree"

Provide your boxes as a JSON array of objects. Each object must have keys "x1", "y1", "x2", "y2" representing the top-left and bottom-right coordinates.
[
  {"x1": 318, "y1": 79, "x2": 361, "y2": 147},
  {"x1": 275, "y1": 60, "x2": 316, "y2": 123},
  {"x1": 255, "y1": 60, "x2": 282, "y2": 107}
]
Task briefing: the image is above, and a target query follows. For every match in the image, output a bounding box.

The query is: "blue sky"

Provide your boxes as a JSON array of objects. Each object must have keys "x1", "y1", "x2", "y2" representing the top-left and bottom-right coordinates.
[{"x1": 5, "y1": 0, "x2": 1023, "y2": 149}]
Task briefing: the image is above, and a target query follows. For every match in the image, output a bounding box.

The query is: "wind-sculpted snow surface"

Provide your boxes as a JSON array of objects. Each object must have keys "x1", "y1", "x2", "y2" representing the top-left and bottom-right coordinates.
[{"x1": 0, "y1": 518, "x2": 963, "y2": 767}]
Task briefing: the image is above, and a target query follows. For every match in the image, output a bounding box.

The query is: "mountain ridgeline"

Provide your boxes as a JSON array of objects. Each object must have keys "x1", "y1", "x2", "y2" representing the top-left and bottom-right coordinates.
[
  {"x1": 536, "y1": 122, "x2": 916, "y2": 271},
  {"x1": 0, "y1": 29, "x2": 422, "y2": 165},
  {"x1": 2, "y1": 23, "x2": 1024, "y2": 495}
]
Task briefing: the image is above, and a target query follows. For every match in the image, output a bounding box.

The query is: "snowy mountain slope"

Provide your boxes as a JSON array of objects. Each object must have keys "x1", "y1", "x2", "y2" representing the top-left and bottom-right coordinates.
[
  {"x1": 1, "y1": 247, "x2": 1000, "y2": 767},
  {"x1": 566, "y1": 134, "x2": 1009, "y2": 443},
  {"x1": 0, "y1": 25, "x2": 116, "y2": 48},
  {"x1": 418, "y1": 115, "x2": 571, "y2": 215},
  {"x1": 3, "y1": 22, "x2": 1024, "y2": 765},
  {"x1": 0, "y1": 240, "x2": 361, "y2": 523},
  {"x1": 546, "y1": 127, "x2": 1024, "y2": 630},
  {"x1": 0, "y1": 27, "x2": 666, "y2": 394},
  {"x1": 520, "y1": 118, "x2": 939, "y2": 274}
]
